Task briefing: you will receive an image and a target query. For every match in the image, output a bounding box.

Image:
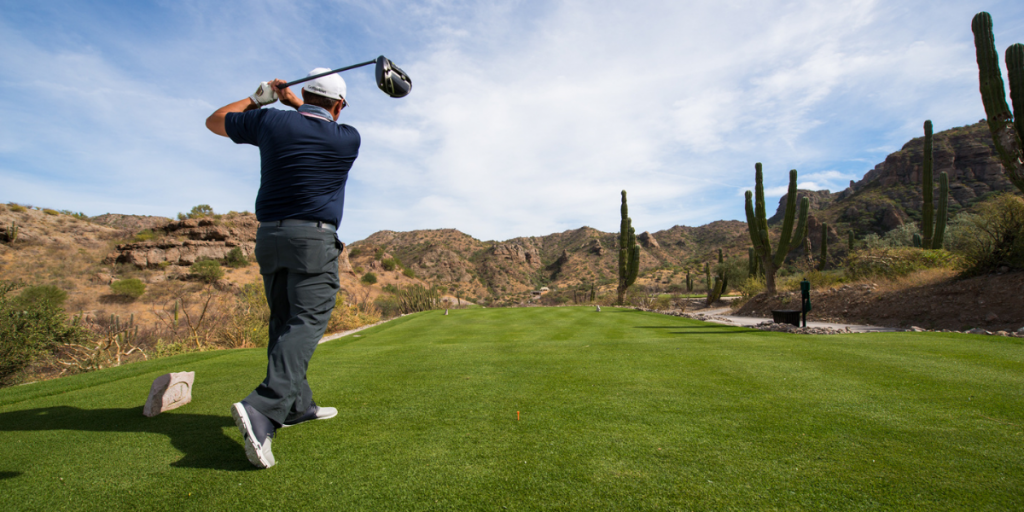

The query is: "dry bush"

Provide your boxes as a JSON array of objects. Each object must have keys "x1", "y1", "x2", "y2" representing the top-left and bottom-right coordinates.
[
  {"x1": 217, "y1": 281, "x2": 269, "y2": 348},
  {"x1": 845, "y1": 247, "x2": 959, "y2": 281}
]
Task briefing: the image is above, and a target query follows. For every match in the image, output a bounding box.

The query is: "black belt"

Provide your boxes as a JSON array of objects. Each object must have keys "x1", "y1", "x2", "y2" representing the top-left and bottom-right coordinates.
[{"x1": 269, "y1": 219, "x2": 337, "y2": 230}]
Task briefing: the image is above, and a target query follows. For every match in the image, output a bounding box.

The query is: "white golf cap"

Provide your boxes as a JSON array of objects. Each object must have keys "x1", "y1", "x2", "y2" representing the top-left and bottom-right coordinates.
[{"x1": 302, "y1": 68, "x2": 347, "y2": 102}]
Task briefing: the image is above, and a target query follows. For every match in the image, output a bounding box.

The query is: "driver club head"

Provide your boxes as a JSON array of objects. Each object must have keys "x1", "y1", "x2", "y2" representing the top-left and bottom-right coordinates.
[{"x1": 375, "y1": 56, "x2": 412, "y2": 98}]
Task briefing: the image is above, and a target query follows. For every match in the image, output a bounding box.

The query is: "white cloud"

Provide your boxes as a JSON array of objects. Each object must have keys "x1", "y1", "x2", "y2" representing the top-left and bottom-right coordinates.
[{"x1": 2, "y1": 0, "x2": 1023, "y2": 242}]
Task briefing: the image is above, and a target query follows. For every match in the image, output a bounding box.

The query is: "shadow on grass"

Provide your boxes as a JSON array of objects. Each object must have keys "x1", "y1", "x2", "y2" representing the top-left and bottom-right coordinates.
[
  {"x1": 633, "y1": 325, "x2": 756, "y2": 336},
  {"x1": 0, "y1": 406, "x2": 252, "y2": 471},
  {"x1": 635, "y1": 325, "x2": 738, "y2": 329},
  {"x1": 0, "y1": 471, "x2": 21, "y2": 480}
]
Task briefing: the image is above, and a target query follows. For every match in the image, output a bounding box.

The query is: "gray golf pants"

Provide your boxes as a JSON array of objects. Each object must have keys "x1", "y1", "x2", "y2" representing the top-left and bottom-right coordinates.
[{"x1": 245, "y1": 224, "x2": 341, "y2": 425}]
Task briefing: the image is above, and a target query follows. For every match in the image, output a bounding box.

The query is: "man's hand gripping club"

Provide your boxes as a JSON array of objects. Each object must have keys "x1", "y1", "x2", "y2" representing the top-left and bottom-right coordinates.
[{"x1": 206, "y1": 80, "x2": 304, "y2": 137}]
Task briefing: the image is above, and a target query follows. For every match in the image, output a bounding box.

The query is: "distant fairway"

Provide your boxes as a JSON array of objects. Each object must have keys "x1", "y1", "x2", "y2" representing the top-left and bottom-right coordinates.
[{"x1": 1, "y1": 307, "x2": 1022, "y2": 511}]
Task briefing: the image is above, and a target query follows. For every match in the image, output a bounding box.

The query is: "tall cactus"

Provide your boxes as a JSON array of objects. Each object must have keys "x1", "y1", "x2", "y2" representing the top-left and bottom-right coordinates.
[
  {"x1": 972, "y1": 12, "x2": 1024, "y2": 195},
  {"x1": 744, "y1": 163, "x2": 810, "y2": 294},
  {"x1": 616, "y1": 190, "x2": 640, "y2": 305},
  {"x1": 685, "y1": 270, "x2": 693, "y2": 292},
  {"x1": 933, "y1": 172, "x2": 949, "y2": 248},
  {"x1": 921, "y1": 120, "x2": 935, "y2": 249},
  {"x1": 817, "y1": 223, "x2": 828, "y2": 271},
  {"x1": 848, "y1": 230, "x2": 855, "y2": 252},
  {"x1": 717, "y1": 249, "x2": 728, "y2": 294},
  {"x1": 918, "y1": 120, "x2": 951, "y2": 249},
  {"x1": 706, "y1": 249, "x2": 726, "y2": 305},
  {"x1": 704, "y1": 262, "x2": 711, "y2": 293}
]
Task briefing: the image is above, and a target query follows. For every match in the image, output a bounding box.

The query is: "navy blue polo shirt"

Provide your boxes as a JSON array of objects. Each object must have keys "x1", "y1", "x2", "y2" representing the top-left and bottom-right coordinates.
[{"x1": 225, "y1": 104, "x2": 360, "y2": 227}]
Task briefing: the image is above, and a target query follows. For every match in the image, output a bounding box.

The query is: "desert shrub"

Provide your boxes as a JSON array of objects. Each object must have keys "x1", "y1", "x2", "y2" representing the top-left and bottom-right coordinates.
[
  {"x1": 737, "y1": 275, "x2": 766, "y2": 299},
  {"x1": 361, "y1": 272, "x2": 378, "y2": 285},
  {"x1": 714, "y1": 257, "x2": 749, "y2": 293},
  {"x1": 17, "y1": 285, "x2": 68, "y2": 307},
  {"x1": 132, "y1": 229, "x2": 158, "y2": 242},
  {"x1": 327, "y1": 292, "x2": 381, "y2": 333},
  {"x1": 403, "y1": 267, "x2": 416, "y2": 278},
  {"x1": 224, "y1": 247, "x2": 249, "y2": 268},
  {"x1": 348, "y1": 247, "x2": 363, "y2": 258},
  {"x1": 941, "y1": 212, "x2": 985, "y2": 254},
  {"x1": 375, "y1": 284, "x2": 440, "y2": 317},
  {"x1": 374, "y1": 294, "x2": 401, "y2": 318},
  {"x1": 218, "y1": 281, "x2": 269, "y2": 348},
  {"x1": 187, "y1": 204, "x2": 214, "y2": 218},
  {"x1": 353, "y1": 265, "x2": 365, "y2": 274},
  {"x1": 60, "y1": 210, "x2": 88, "y2": 220},
  {"x1": 381, "y1": 258, "x2": 397, "y2": 271},
  {"x1": 652, "y1": 295, "x2": 673, "y2": 310},
  {"x1": 9, "y1": 204, "x2": 27, "y2": 213},
  {"x1": 845, "y1": 247, "x2": 958, "y2": 280},
  {"x1": 801, "y1": 269, "x2": 847, "y2": 289},
  {"x1": 190, "y1": 259, "x2": 224, "y2": 283},
  {"x1": 864, "y1": 223, "x2": 919, "y2": 249},
  {"x1": 1, "y1": 281, "x2": 89, "y2": 386},
  {"x1": 374, "y1": 248, "x2": 386, "y2": 260},
  {"x1": 110, "y1": 278, "x2": 146, "y2": 300},
  {"x1": 955, "y1": 193, "x2": 1024, "y2": 275},
  {"x1": 43, "y1": 208, "x2": 59, "y2": 216}
]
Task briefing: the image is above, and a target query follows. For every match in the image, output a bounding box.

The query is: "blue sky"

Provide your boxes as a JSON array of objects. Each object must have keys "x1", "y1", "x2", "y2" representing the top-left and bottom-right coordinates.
[{"x1": 2, "y1": 0, "x2": 1023, "y2": 243}]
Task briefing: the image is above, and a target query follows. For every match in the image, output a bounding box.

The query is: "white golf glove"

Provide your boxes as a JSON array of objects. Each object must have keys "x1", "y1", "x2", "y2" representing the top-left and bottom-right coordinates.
[{"x1": 249, "y1": 82, "x2": 278, "y2": 106}]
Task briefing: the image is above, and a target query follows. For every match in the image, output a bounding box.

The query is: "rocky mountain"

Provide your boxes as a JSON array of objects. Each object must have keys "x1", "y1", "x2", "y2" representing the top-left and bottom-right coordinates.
[
  {"x1": 348, "y1": 120, "x2": 1020, "y2": 302},
  {"x1": 772, "y1": 120, "x2": 1017, "y2": 237},
  {"x1": 4, "y1": 120, "x2": 1018, "y2": 308}
]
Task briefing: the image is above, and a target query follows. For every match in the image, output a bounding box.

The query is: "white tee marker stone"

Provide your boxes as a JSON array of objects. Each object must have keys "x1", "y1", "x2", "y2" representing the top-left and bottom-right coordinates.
[{"x1": 143, "y1": 371, "x2": 195, "y2": 417}]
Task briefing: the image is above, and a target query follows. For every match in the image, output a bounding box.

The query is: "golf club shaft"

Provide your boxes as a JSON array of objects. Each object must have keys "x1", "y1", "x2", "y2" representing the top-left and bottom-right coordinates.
[{"x1": 282, "y1": 60, "x2": 376, "y2": 88}]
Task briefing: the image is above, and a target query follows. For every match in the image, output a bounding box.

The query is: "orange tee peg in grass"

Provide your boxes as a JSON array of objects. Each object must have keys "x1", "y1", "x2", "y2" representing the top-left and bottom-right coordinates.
[{"x1": 517, "y1": 411, "x2": 520, "y2": 421}]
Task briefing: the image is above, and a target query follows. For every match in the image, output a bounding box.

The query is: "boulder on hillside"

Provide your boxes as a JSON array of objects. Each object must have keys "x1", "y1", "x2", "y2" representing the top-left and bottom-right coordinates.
[
  {"x1": 637, "y1": 231, "x2": 660, "y2": 249},
  {"x1": 492, "y1": 243, "x2": 539, "y2": 266}
]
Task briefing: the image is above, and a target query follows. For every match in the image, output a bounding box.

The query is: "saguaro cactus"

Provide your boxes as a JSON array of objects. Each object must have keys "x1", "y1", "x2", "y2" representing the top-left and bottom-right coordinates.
[
  {"x1": 918, "y1": 120, "x2": 950, "y2": 249},
  {"x1": 616, "y1": 190, "x2": 640, "y2": 304},
  {"x1": 704, "y1": 262, "x2": 711, "y2": 293},
  {"x1": 747, "y1": 247, "x2": 762, "y2": 278},
  {"x1": 744, "y1": 164, "x2": 810, "y2": 294},
  {"x1": 921, "y1": 120, "x2": 935, "y2": 249},
  {"x1": 934, "y1": 173, "x2": 949, "y2": 248},
  {"x1": 706, "y1": 249, "x2": 727, "y2": 306},
  {"x1": 972, "y1": 12, "x2": 1024, "y2": 195},
  {"x1": 685, "y1": 271, "x2": 693, "y2": 292},
  {"x1": 817, "y1": 223, "x2": 828, "y2": 271},
  {"x1": 848, "y1": 230, "x2": 855, "y2": 252}
]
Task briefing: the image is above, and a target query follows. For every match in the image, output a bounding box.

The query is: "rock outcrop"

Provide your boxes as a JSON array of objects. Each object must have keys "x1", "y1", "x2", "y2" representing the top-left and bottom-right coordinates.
[
  {"x1": 637, "y1": 231, "x2": 660, "y2": 249},
  {"x1": 105, "y1": 216, "x2": 259, "y2": 269},
  {"x1": 492, "y1": 243, "x2": 540, "y2": 266}
]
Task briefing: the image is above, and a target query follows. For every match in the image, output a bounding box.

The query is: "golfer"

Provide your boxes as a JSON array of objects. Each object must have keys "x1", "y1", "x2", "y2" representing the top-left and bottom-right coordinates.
[{"x1": 206, "y1": 69, "x2": 358, "y2": 468}]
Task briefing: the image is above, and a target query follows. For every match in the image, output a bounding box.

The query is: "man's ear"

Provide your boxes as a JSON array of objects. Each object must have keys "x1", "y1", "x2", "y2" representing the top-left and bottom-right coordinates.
[{"x1": 332, "y1": 100, "x2": 344, "y2": 119}]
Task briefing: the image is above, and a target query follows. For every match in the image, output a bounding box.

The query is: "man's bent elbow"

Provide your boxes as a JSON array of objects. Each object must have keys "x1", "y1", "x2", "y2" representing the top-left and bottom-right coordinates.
[{"x1": 206, "y1": 114, "x2": 228, "y2": 137}]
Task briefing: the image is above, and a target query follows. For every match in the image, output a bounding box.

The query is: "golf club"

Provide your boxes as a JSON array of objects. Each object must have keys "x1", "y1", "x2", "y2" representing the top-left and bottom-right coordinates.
[{"x1": 283, "y1": 56, "x2": 412, "y2": 98}]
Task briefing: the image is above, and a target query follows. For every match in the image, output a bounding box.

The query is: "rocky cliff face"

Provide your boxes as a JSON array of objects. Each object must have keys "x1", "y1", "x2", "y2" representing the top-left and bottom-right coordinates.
[
  {"x1": 768, "y1": 121, "x2": 1019, "y2": 237},
  {"x1": 105, "y1": 216, "x2": 259, "y2": 268}
]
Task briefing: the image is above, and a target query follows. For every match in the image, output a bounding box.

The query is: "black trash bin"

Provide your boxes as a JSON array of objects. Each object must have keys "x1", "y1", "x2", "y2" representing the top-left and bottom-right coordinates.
[{"x1": 772, "y1": 309, "x2": 801, "y2": 327}]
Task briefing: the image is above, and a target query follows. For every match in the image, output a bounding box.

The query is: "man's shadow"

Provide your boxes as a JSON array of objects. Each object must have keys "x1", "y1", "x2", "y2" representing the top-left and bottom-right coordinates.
[{"x1": 0, "y1": 406, "x2": 252, "y2": 471}]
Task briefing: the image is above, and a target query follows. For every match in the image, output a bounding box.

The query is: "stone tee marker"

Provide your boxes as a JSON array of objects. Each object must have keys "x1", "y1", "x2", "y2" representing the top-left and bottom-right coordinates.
[{"x1": 143, "y1": 371, "x2": 194, "y2": 417}]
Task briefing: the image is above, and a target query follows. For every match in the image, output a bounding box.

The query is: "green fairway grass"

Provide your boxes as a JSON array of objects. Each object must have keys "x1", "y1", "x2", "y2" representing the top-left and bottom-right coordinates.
[{"x1": 1, "y1": 307, "x2": 1022, "y2": 510}]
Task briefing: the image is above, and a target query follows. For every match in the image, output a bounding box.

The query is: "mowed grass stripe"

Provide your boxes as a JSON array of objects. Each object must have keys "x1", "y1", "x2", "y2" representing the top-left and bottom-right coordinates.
[{"x1": 0, "y1": 307, "x2": 1022, "y2": 511}]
